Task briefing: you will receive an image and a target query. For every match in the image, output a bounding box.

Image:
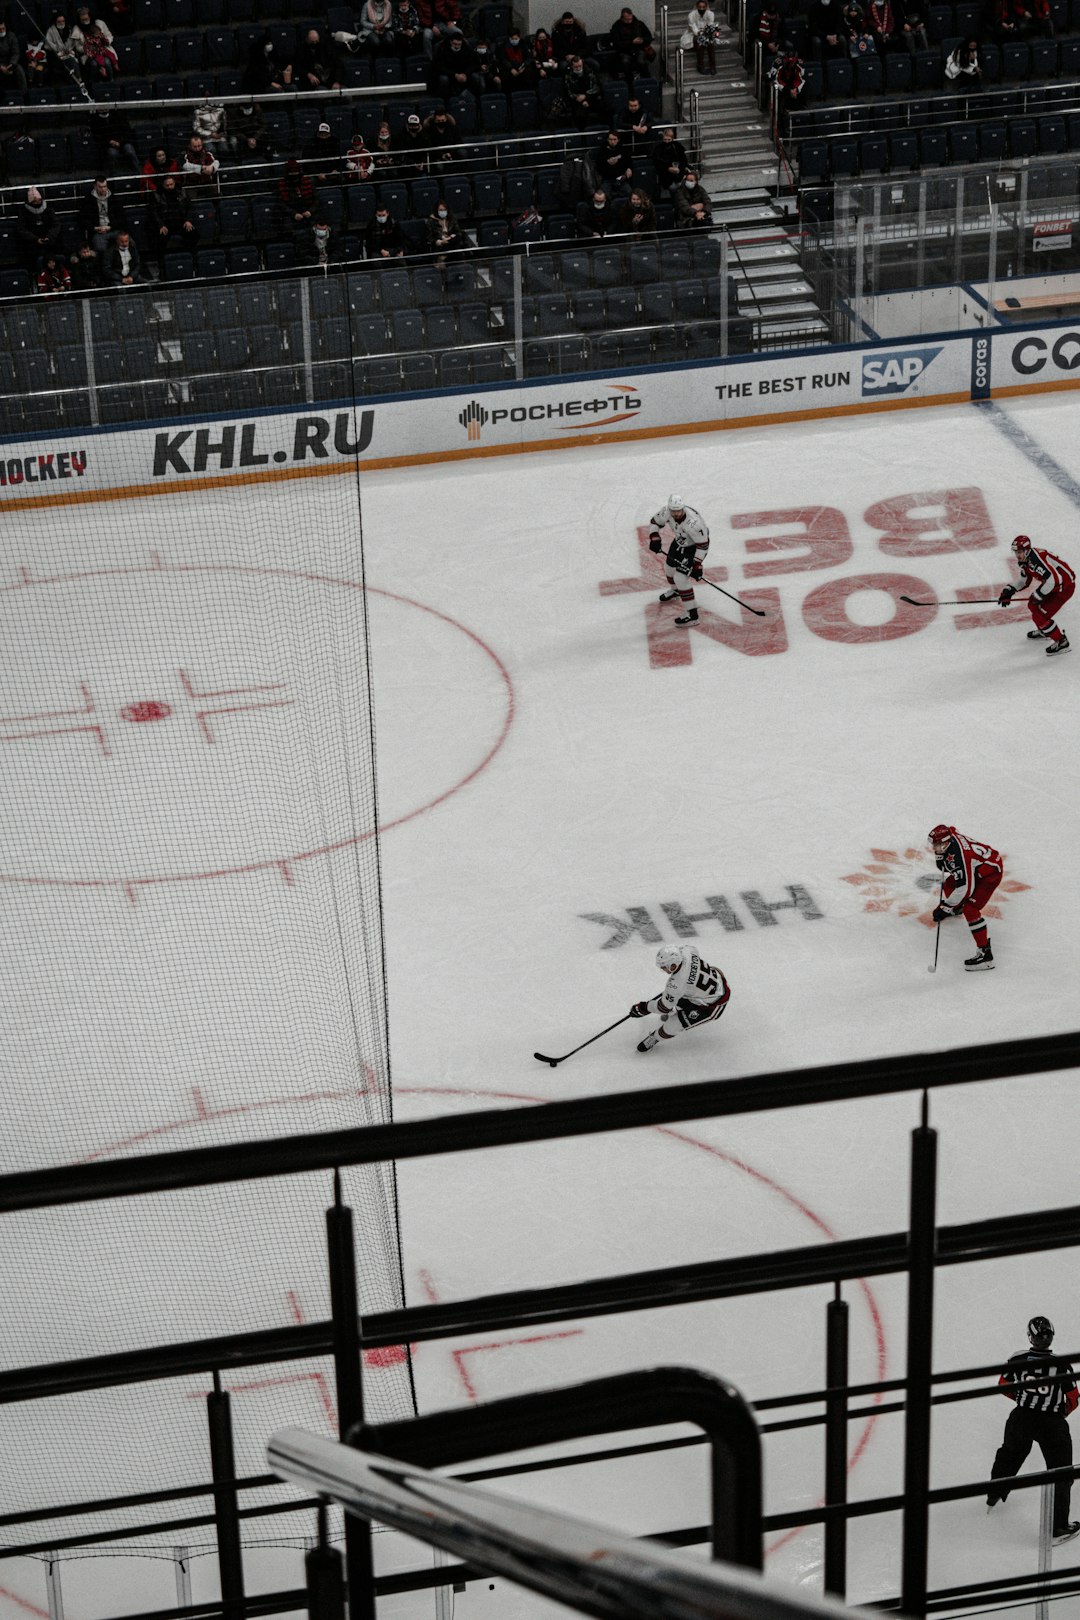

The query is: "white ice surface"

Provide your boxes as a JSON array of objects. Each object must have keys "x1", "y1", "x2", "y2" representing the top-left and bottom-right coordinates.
[{"x1": 2, "y1": 393, "x2": 1080, "y2": 1619}]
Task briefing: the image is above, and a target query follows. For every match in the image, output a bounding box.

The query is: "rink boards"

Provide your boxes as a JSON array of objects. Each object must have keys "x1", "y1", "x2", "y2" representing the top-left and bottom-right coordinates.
[{"x1": 2, "y1": 317, "x2": 1080, "y2": 504}]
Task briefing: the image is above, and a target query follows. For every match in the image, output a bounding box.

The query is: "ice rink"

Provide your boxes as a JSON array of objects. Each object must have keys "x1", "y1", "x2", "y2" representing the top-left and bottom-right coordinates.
[{"x1": 3, "y1": 389, "x2": 1080, "y2": 1619}]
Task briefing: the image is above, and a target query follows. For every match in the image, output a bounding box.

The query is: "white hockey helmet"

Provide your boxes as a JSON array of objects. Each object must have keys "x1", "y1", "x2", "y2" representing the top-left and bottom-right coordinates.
[
  {"x1": 668, "y1": 495, "x2": 686, "y2": 515},
  {"x1": 656, "y1": 945, "x2": 683, "y2": 973}
]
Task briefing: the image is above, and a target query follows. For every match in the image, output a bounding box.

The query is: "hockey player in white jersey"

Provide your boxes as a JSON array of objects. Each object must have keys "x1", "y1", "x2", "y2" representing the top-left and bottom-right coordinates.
[
  {"x1": 630, "y1": 944, "x2": 731, "y2": 1053},
  {"x1": 648, "y1": 498, "x2": 710, "y2": 626}
]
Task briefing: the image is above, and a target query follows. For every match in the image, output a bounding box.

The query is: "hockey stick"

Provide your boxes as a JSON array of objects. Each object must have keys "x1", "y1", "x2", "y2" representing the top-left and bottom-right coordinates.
[
  {"x1": 697, "y1": 576, "x2": 767, "y2": 616},
  {"x1": 901, "y1": 594, "x2": 1017, "y2": 608},
  {"x1": 534, "y1": 1012, "x2": 634, "y2": 1067},
  {"x1": 928, "y1": 883, "x2": 944, "y2": 974}
]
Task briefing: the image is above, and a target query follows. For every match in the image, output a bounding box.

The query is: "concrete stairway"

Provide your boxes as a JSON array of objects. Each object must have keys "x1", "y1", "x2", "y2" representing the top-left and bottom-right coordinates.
[{"x1": 689, "y1": 18, "x2": 779, "y2": 193}]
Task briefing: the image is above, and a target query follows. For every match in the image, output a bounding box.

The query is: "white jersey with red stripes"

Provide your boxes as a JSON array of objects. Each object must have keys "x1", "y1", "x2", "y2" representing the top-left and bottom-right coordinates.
[
  {"x1": 1020, "y1": 545, "x2": 1075, "y2": 600},
  {"x1": 938, "y1": 830, "x2": 1003, "y2": 908},
  {"x1": 649, "y1": 503, "x2": 711, "y2": 562}
]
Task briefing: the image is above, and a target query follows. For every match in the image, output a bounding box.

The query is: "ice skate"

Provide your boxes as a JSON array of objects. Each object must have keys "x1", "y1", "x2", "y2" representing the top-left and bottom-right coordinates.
[
  {"x1": 1054, "y1": 1522, "x2": 1080, "y2": 1544},
  {"x1": 659, "y1": 587, "x2": 679, "y2": 602},
  {"x1": 675, "y1": 607, "x2": 699, "y2": 625},
  {"x1": 1027, "y1": 628, "x2": 1046, "y2": 639},
  {"x1": 637, "y1": 1031, "x2": 661, "y2": 1052},
  {"x1": 1046, "y1": 634, "x2": 1070, "y2": 656},
  {"x1": 964, "y1": 947, "x2": 994, "y2": 971}
]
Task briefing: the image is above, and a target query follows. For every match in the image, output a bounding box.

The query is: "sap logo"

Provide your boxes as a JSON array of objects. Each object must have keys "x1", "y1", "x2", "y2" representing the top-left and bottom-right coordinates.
[{"x1": 861, "y1": 348, "x2": 943, "y2": 397}]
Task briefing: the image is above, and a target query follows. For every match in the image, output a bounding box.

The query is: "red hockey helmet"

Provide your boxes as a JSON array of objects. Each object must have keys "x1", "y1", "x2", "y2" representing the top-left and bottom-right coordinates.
[
  {"x1": 928, "y1": 824, "x2": 954, "y2": 849},
  {"x1": 1012, "y1": 534, "x2": 1032, "y2": 559}
]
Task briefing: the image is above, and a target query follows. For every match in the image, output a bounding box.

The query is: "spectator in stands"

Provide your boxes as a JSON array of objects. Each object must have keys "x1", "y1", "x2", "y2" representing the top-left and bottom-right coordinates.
[
  {"x1": 675, "y1": 168, "x2": 712, "y2": 224},
  {"x1": 425, "y1": 197, "x2": 466, "y2": 261},
  {"x1": 16, "y1": 187, "x2": 62, "y2": 271},
  {"x1": 756, "y1": 0, "x2": 782, "y2": 57},
  {"x1": 432, "y1": 31, "x2": 481, "y2": 94},
  {"x1": 278, "y1": 157, "x2": 315, "y2": 234},
  {"x1": 0, "y1": 18, "x2": 28, "y2": 92},
  {"x1": 609, "y1": 5, "x2": 655, "y2": 83},
  {"x1": 841, "y1": 1, "x2": 873, "y2": 51},
  {"x1": 944, "y1": 34, "x2": 982, "y2": 73},
  {"x1": 296, "y1": 27, "x2": 342, "y2": 86},
  {"x1": 896, "y1": 0, "x2": 929, "y2": 50},
  {"x1": 770, "y1": 43, "x2": 807, "y2": 128},
  {"x1": 1029, "y1": 0, "x2": 1054, "y2": 34},
  {"x1": 594, "y1": 127, "x2": 634, "y2": 193},
  {"x1": 69, "y1": 241, "x2": 105, "y2": 289},
  {"x1": 228, "y1": 102, "x2": 270, "y2": 157},
  {"x1": 652, "y1": 124, "x2": 688, "y2": 188},
  {"x1": 372, "y1": 120, "x2": 397, "y2": 171},
  {"x1": 90, "y1": 105, "x2": 138, "y2": 173},
  {"x1": 193, "y1": 98, "x2": 227, "y2": 153},
  {"x1": 397, "y1": 112, "x2": 429, "y2": 172},
  {"x1": 866, "y1": 0, "x2": 900, "y2": 49},
  {"x1": 300, "y1": 210, "x2": 336, "y2": 266},
  {"x1": 105, "y1": 228, "x2": 142, "y2": 284},
  {"x1": 181, "y1": 133, "x2": 220, "y2": 187},
  {"x1": 808, "y1": 0, "x2": 848, "y2": 58},
  {"x1": 394, "y1": 0, "x2": 423, "y2": 55},
  {"x1": 682, "y1": 0, "x2": 718, "y2": 73},
  {"x1": 150, "y1": 173, "x2": 198, "y2": 271},
  {"x1": 986, "y1": 0, "x2": 1030, "y2": 38},
  {"x1": 24, "y1": 37, "x2": 49, "y2": 88},
  {"x1": 416, "y1": 0, "x2": 461, "y2": 58},
  {"x1": 358, "y1": 0, "x2": 397, "y2": 52},
  {"x1": 618, "y1": 94, "x2": 654, "y2": 156},
  {"x1": 531, "y1": 26, "x2": 559, "y2": 76},
  {"x1": 552, "y1": 10, "x2": 588, "y2": 59},
  {"x1": 101, "y1": 0, "x2": 131, "y2": 33},
  {"x1": 36, "y1": 253, "x2": 71, "y2": 295},
  {"x1": 559, "y1": 52, "x2": 603, "y2": 125},
  {"x1": 575, "y1": 185, "x2": 616, "y2": 236},
  {"x1": 304, "y1": 122, "x2": 342, "y2": 182},
  {"x1": 422, "y1": 107, "x2": 460, "y2": 173},
  {"x1": 473, "y1": 38, "x2": 504, "y2": 90},
  {"x1": 367, "y1": 202, "x2": 406, "y2": 256},
  {"x1": 79, "y1": 175, "x2": 126, "y2": 253},
  {"x1": 345, "y1": 133, "x2": 375, "y2": 179},
  {"x1": 500, "y1": 25, "x2": 535, "y2": 86},
  {"x1": 615, "y1": 186, "x2": 655, "y2": 235},
  {"x1": 242, "y1": 35, "x2": 278, "y2": 93},
  {"x1": 44, "y1": 13, "x2": 83, "y2": 84},
  {"x1": 141, "y1": 145, "x2": 179, "y2": 191},
  {"x1": 71, "y1": 6, "x2": 117, "y2": 80}
]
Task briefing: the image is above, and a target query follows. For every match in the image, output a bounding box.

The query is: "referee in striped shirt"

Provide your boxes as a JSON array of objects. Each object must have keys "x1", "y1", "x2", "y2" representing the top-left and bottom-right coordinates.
[{"x1": 988, "y1": 1316, "x2": 1080, "y2": 1543}]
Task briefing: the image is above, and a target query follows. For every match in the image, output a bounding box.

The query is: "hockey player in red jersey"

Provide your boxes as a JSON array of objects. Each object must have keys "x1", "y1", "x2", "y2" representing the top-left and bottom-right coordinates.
[
  {"x1": 630, "y1": 944, "x2": 731, "y2": 1052},
  {"x1": 998, "y1": 534, "x2": 1074, "y2": 656},
  {"x1": 929, "y1": 824, "x2": 1003, "y2": 971}
]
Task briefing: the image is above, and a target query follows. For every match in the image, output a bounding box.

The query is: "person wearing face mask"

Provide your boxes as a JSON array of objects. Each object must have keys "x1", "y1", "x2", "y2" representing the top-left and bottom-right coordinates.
[
  {"x1": 681, "y1": 0, "x2": 717, "y2": 73},
  {"x1": 277, "y1": 157, "x2": 315, "y2": 239},
  {"x1": 499, "y1": 26, "x2": 535, "y2": 86},
  {"x1": 472, "y1": 37, "x2": 503, "y2": 90},
  {"x1": 675, "y1": 168, "x2": 712, "y2": 226},
  {"x1": 651, "y1": 124, "x2": 688, "y2": 190},
  {"x1": 301, "y1": 212, "x2": 335, "y2": 266},
  {"x1": 575, "y1": 186, "x2": 615, "y2": 238},
  {"x1": 367, "y1": 204, "x2": 405, "y2": 257},
  {"x1": 0, "y1": 18, "x2": 28, "y2": 92},
  {"x1": 425, "y1": 198, "x2": 465, "y2": 262}
]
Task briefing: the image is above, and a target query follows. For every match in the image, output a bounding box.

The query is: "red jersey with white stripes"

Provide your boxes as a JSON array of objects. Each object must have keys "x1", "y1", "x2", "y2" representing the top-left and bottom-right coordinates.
[
  {"x1": 1019, "y1": 546, "x2": 1075, "y2": 600},
  {"x1": 938, "y1": 830, "x2": 1003, "y2": 909}
]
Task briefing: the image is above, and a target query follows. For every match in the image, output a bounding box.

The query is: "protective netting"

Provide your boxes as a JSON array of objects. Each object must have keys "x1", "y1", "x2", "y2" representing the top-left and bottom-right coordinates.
[{"x1": 0, "y1": 436, "x2": 416, "y2": 1549}]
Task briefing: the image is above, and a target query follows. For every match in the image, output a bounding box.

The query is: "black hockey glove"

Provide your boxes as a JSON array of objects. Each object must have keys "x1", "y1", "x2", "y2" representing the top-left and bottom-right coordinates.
[
  {"x1": 932, "y1": 904, "x2": 955, "y2": 922},
  {"x1": 630, "y1": 1001, "x2": 651, "y2": 1017},
  {"x1": 690, "y1": 560, "x2": 703, "y2": 580},
  {"x1": 648, "y1": 531, "x2": 662, "y2": 553},
  {"x1": 998, "y1": 585, "x2": 1015, "y2": 606}
]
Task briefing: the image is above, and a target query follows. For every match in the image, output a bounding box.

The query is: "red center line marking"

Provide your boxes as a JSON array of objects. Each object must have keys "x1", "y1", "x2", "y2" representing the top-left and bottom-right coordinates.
[
  {"x1": 0, "y1": 682, "x2": 95, "y2": 724},
  {"x1": 178, "y1": 669, "x2": 288, "y2": 702}
]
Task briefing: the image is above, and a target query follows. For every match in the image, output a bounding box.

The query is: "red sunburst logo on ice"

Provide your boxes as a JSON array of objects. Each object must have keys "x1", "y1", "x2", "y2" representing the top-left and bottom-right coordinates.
[{"x1": 841, "y1": 847, "x2": 1031, "y2": 928}]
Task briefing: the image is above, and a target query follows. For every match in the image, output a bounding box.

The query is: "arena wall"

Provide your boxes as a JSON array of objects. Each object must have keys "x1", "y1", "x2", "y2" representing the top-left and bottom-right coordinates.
[{"x1": 2, "y1": 319, "x2": 1078, "y2": 506}]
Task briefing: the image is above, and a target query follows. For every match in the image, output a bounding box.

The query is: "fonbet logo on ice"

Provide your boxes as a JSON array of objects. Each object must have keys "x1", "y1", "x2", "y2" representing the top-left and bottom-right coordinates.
[
  {"x1": 841, "y1": 846, "x2": 1030, "y2": 928},
  {"x1": 861, "y1": 347, "x2": 944, "y2": 398},
  {"x1": 457, "y1": 385, "x2": 643, "y2": 441}
]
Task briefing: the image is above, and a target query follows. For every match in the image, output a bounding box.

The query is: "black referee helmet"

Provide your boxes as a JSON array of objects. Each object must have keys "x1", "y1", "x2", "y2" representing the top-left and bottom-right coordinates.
[{"x1": 1028, "y1": 1316, "x2": 1055, "y2": 1350}]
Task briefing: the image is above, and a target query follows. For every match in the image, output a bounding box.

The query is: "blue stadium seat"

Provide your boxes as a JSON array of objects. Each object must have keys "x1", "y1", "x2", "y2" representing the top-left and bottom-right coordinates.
[
  {"x1": 162, "y1": 251, "x2": 195, "y2": 280},
  {"x1": 1001, "y1": 40, "x2": 1030, "y2": 79},
  {"x1": 379, "y1": 269, "x2": 413, "y2": 309},
  {"x1": 216, "y1": 327, "x2": 250, "y2": 367},
  {"x1": 606, "y1": 286, "x2": 637, "y2": 326},
  {"x1": 458, "y1": 303, "x2": 490, "y2": 342},
  {"x1": 591, "y1": 246, "x2": 623, "y2": 287},
  {"x1": 511, "y1": 92, "x2": 540, "y2": 128},
  {"x1": 409, "y1": 177, "x2": 441, "y2": 218},
  {"x1": 374, "y1": 55, "x2": 403, "y2": 82},
  {"x1": 1009, "y1": 116, "x2": 1037, "y2": 156},
  {"x1": 803, "y1": 59, "x2": 824, "y2": 98},
  {"x1": 978, "y1": 120, "x2": 1007, "y2": 159},
  {"x1": 889, "y1": 130, "x2": 918, "y2": 168},
  {"x1": 205, "y1": 28, "x2": 236, "y2": 64},
  {"x1": 628, "y1": 242, "x2": 658, "y2": 282},
  {"x1": 6, "y1": 138, "x2": 37, "y2": 179},
  {"x1": 424, "y1": 307, "x2": 458, "y2": 347},
  {"x1": 143, "y1": 33, "x2": 174, "y2": 73},
  {"x1": 263, "y1": 242, "x2": 296, "y2": 271},
  {"x1": 927, "y1": 4, "x2": 953, "y2": 38},
  {"x1": 914, "y1": 48, "x2": 941, "y2": 87},
  {"x1": 441, "y1": 175, "x2": 474, "y2": 217},
  {"x1": 36, "y1": 134, "x2": 71, "y2": 175},
  {"x1": 634, "y1": 78, "x2": 661, "y2": 115},
  {"x1": 1039, "y1": 114, "x2": 1066, "y2": 153},
  {"x1": 196, "y1": 0, "x2": 226, "y2": 21},
  {"x1": 347, "y1": 188, "x2": 376, "y2": 229},
  {"x1": 639, "y1": 281, "x2": 673, "y2": 325},
  {"x1": 672, "y1": 278, "x2": 707, "y2": 321},
  {"x1": 227, "y1": 244, "x2": 261, "y2": 274},
  {"x1": 1058, "y1": 37, "x2": 1080, "y2": 75},
  {"x1": 798, "y1": 140, "x2": 828, "y2": 185},
  {"x1": 472, "y1": 172, "x2": 504, "y2": 215},
  {"x1": 855, "y1": 55, "x2": 883, "y2": 93},
  {"x1": 196, "y1": 248, "x2": 227, "y2": 278},
  {"x1": 174, "y1": 31, "x2": 204, "y2": 68},
  {"x1": 505, "y1": 171, "x2": 534, "y2": 212},
  {"x1": 858, "y1": 132, "x2": 888, "y2": 171},
  {"x1": 480, "y1": 93, "x2": 509, "y2": 132},
  {"x1": 477, "y1": 219, "x2": 510, "y2": 249},
  {"x1": 825, "y1": 57, "x2": 854, "y2": 98},
  {"x1": 534, "y1": 293, "x2": 568, "y2": 335},
  {"x1": 830, "y1": 137, "x2": 859, "y2": 177},
  {"x1": 391, "y1": 309, "x2": 425, "y2": 349},
  {"x1": 524, "y1": 253, "x2": 558, "y2": 293},
  {"x1": 918, "y1": 128, "x2": 947, "y2": 165},
  {"x1": 947, "y1": 123, "x2": 978, "y2": 163},
  {"x1": 885, "y1": 53, "x2": 913, "y2": 91},
  {"x1": 478, "y1": 2, "x2": 512, "y2": 37},
  {"x1": 1030, "y1": 39, "x2": 1057, "y2": 78}
]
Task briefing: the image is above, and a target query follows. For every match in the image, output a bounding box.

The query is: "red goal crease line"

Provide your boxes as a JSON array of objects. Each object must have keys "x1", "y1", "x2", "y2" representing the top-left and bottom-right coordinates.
[{"x1": 0, "y1": 383, "x2": 1005, "y2": 513}]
